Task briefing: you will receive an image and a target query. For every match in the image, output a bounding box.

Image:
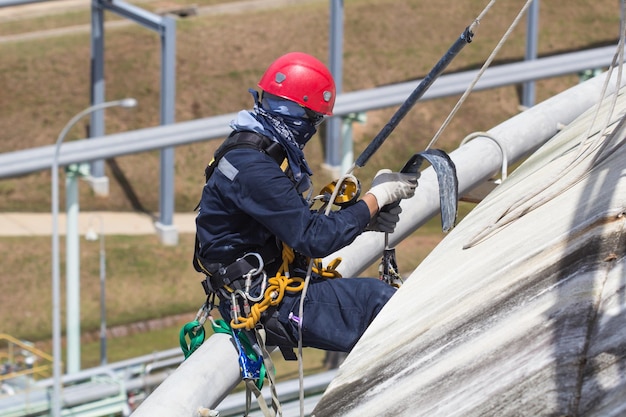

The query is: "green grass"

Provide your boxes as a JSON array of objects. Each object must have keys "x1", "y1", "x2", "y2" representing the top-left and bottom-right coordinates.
[
  {"x1": 81, "y1": 325, "x2": 185, "y2": 368},
  {"x1": 0, "y1": 222, "x2": 447, "y2": 344}
]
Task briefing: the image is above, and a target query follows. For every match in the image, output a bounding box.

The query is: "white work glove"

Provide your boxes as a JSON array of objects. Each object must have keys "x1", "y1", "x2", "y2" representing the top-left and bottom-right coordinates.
[
  {"x1": 366, "y1": 169, "x2": 418, "y2": 209},
  {"x1": 366, "y1": 205, "x2": 402, "y2": 233}
]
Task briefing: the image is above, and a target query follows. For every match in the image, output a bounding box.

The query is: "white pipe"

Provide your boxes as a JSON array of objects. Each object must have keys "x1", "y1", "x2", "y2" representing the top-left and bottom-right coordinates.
[
  {"x1": 130, "y1": 71, "x2": 625, "y2": 416},
  {"x1": 131, "y1": 332, "x2": 241, "y2": 415},
  {"x1": 326, "y1": 70, "x2": 626, "y2": 278}
]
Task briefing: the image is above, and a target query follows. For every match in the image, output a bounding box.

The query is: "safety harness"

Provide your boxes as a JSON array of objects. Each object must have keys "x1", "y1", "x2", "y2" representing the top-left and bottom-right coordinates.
[{"x1": 181, "y1": 130, "x2": 343, "y2": 417}]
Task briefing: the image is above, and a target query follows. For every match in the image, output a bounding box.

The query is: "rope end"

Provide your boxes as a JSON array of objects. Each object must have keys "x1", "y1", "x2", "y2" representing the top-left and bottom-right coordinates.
[{"x1": 464, "y1": 23, "x2": 477, "y2": 43}]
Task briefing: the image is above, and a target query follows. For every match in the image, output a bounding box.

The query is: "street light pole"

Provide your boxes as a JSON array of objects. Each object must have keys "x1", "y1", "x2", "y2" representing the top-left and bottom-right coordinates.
[
  {"x1": 51, "y1": 98, "x2": 136, "y2": 417},
  {"x1": 65, "y1": 162, "x2": 85, "y2": 375},
  {"x1": 86, "y1": 214, "x2": 107, "y2": 366},
  {"x1": 97, "y1": 217, "x2": 107, "y2": 366}
]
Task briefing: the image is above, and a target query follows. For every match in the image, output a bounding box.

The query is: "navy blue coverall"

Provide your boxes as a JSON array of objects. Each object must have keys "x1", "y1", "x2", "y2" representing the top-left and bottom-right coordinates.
[{"x1": 195, "y1": 139, "x2": 396, "y2": 352}]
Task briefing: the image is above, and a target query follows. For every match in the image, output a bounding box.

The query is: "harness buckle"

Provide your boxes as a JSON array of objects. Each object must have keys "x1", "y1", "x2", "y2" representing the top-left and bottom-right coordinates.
[{"x1": 239, "y1": 252, "x2": 264, "y2": 276}]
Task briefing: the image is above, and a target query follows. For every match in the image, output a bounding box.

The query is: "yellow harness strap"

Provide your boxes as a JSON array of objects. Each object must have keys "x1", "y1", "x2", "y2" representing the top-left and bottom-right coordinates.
[{"x1": 229, "y1": 244, "x2": 342, "y2": 330}]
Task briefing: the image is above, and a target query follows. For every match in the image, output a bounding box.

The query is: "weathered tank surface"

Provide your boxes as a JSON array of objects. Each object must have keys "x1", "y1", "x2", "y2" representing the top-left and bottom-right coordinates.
[{"x1": 311, "y1": 87, "x2": 626, "y2": 416}]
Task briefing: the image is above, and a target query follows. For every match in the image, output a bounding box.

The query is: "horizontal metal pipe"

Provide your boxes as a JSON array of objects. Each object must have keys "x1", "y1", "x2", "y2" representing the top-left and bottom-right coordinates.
[
  {"x1": 130, "y1": 332, "x2": 242, "y2": 415},
  {"x1": 0, "y1": 46, "x2": 619, "y2": 179},
  {"x1": 0, "y1": 0, "x2": 50, "y2": 7},
  {"x1": 100, "y1": 0, "x2": 166, "y2": 32},
  {"x1": 333, "y1": 45, "x2": 620, "y2": 113}
]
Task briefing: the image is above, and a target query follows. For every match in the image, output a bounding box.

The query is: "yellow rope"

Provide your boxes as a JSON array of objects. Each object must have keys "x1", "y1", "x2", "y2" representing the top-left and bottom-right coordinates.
[
  {"x1": 230, "y1": 245, "x2": 342, "y2": 330},
  {"x1": 311, "y1": 257, "x2": 342, "y2": 279}
]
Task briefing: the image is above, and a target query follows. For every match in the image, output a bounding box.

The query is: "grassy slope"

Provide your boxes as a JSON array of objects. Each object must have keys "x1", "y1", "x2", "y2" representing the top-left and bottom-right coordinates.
[
  {"x1": 0, "y1": 0, "x2": 618, "y2": 211},
  {"x1": 0, "y1": 0, "x2": 620, "y2": 368}
]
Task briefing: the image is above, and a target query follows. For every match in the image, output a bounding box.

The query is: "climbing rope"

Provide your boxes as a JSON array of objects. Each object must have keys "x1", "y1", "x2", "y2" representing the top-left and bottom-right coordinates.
[
  {"x1": 287, "y1": 173, "x2": 354, "y2": 417},
  {"x1": 229, "y1": 245, "x2": 303, "y2": 330},
  {"x1": 426, "y1": 0, "x2": 531, "y2": 151},
  {"x1": 247, "y1": 327, "x2": 282, "y2": 417},
  {"x1": 221, "y1": 242, "x2": 342, "y2": 331},
  {"x1": 311, "y1": 257, "x2": 342, "y2": 279}
]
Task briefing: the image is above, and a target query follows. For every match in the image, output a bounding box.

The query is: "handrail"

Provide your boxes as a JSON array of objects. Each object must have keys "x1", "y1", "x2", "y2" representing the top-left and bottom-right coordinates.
[
  {"x1": 0, "y1": 46, "x2": 618, "y2": 179},
  {"x1": 0, "y1": 333, "x2": 54, "y2": 382},
  {"x1": 0, "y1": 334, "x2": 53, "y2": 363}
]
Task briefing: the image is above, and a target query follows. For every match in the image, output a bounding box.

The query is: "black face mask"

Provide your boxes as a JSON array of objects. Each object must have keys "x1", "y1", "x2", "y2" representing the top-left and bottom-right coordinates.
[
  {"x1": 260, "y1": 94, "x2": 318, "y2": 149},
  {"x1": 246, "y1": 90, "x2": 315, "y2": 193}
]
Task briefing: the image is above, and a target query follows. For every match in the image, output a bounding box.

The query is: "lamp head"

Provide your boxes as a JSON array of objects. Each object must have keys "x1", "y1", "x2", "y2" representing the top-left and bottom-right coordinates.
[
  {"x1": 85, "y1": 228, "x2": 99, "y2": 241},
  {"x1": 119, "y1": 98, "x2": 138, "y2": 108}
]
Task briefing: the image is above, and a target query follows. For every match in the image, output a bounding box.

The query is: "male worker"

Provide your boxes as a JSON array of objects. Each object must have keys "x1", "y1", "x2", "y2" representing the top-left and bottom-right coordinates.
[{"x1": 193, "y1": 52, "x2": 418, "y2": 353}]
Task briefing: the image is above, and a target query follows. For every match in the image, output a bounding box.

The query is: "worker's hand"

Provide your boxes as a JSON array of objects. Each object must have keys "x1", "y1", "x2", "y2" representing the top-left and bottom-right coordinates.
[
  {"x1": 366, "y1": 169, "x2": 418, "y2": 209},
  {"x1": 366, "y1": 205, "x2": 402, "y2": 233}
]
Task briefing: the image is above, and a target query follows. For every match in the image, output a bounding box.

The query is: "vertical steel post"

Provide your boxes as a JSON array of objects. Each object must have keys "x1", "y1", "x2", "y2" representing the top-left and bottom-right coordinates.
[
  {"x1": 89, "y1": 0, "x2": 109, "y2": 195},
  {"x1": 156, "y1": 16, "x2": 178, "y2": 245},
  {"x1": 51, "y1": 140, "x2": 63, "y2": 417},
  {"x1": 98, "y1": 217, "x2": 107, "y2": 365},
  {"x1": 94, "y1": 0, "x2": 178, "y2": 244},
  {"x1": 325, "y1": 0, "x2": 344, "y2": 171},
  {"x1": 522, "y1": 0, "x2": 539, "y2": 108}
]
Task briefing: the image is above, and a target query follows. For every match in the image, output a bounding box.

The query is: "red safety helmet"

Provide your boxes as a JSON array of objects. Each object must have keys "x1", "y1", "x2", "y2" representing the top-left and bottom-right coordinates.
[{"x1": 258, "y1": 52, "x2": 336, "y2": 116}]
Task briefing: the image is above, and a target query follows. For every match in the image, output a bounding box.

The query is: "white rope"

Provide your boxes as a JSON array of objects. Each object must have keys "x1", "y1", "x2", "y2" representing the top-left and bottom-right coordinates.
[
  {"x1": 296, "y1": 260, "x2": 314, "y2": 417},
  {"x1": 463, "y1": 0, "x2": 626, "y2": 249},
  {"x1": 427, "y1": 0, "x2": 534, "y2": 150},
  {"x1": 295, "y1": 173, "x2": 356, "y2": 417}
]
